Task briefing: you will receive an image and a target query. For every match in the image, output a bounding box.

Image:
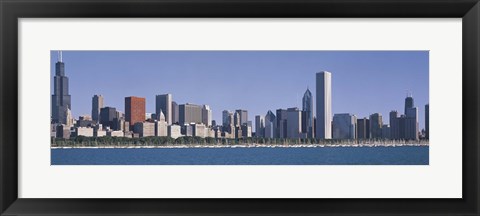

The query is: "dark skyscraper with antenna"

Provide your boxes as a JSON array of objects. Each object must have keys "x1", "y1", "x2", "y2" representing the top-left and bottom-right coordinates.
[
  {"x1": 404, "y1": 91, "x2": 414, "y2": 115},
  {"x1": 51, "y1": 51, "x2": 72, "y2": 124}
]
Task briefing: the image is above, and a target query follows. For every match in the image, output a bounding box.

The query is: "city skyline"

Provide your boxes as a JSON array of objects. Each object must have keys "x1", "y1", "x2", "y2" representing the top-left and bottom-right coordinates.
[{"x1": 50, "y1": 50, "x2": 429, "y2": 130}]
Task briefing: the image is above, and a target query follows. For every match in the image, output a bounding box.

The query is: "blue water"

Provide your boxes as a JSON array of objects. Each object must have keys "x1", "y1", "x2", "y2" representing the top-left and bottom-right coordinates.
[{"x1": 51, "y1": 146, "x2": 429, "y2": 165}]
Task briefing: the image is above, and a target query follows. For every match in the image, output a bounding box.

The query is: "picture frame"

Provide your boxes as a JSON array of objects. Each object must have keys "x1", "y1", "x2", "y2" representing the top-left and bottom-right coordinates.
[{"x1": 1, "y1": 0, "x2": 479, "y2": 215}]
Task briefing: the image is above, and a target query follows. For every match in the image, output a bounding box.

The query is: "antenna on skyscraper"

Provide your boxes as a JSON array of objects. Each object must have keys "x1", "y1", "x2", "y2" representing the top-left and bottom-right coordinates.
[{"x1": 58, "y1": 51, "x2": 62, "y2": 62}]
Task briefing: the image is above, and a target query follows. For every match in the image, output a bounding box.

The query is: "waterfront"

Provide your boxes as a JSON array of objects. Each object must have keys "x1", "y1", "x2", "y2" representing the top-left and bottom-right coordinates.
[{"x1": 51, "y1": 146, "x2": 429, "y2": 165}]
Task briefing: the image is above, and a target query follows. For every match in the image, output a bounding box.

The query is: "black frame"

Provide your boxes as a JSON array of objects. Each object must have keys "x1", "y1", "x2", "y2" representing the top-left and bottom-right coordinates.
[{"x1": 1, "y1": 0, "x2": 479, "y2": 215}]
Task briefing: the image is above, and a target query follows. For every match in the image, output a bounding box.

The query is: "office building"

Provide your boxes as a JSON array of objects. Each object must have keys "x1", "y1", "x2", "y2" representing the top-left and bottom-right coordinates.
[
  {"x1": 369, "y1": 113, "x2": 383, "y2": 139},
  {"x1": 404, "y1": 93, "x2": 414, "y2": 116},
  {"x1": 168, "y1": 125, "x2": 182, "y2": 139},
  {"x1": 172, "y1": 101, "x2": 179, "y2": 124},
  {"x1": 332, "y1": 113, "x2": 356, "y2": 139},
  {"x1": 316, "y1": 71, "x2": 332, "y2": 139},
  {"x1": 155, "y1": 94, "x2": 172, "y2": 124},
  {"x1": 51, "y1": 51, "x2": 72, "y2": 125},
  {"x1": 389, "y1": 111, "x2": 400, "y2": 139},
  {"x1": 56, "y1": 124, "x2": 71, "y2": 139},
  {"x1": 405, "y1": 107, "x2": 419, "y2": 140},
  {"x1": 264, "y1": 110, "x2": 276, "y2": 138},
  {"x1": 133, "y1": 122, "x2": 155, "y2": 137},
  {"x1": 286, "y1": 108, "x2": 302, "y2": 138},
  {"x1": 302, "y1": 87, "x2": 314, "y2": 138},
  {"x1": 125, "y1": 96, "x2": 146, "y2": 128},
  {"x1": 179, "y1": 103, "x2": 203, "y2": 125},
  {"x1": 202, "y1": 105, "x2": 212, "y2": 126},
  {"x1": 382, "y1": 124, "x2": 391, "y2": 139},
  {"x1": 241, "y1": 124, "x2": 252, "y2": 138},
  {"x1": 276, "y1": 109, "x2": 288, "y2": 138},
  {"x1": 357, "y1": 117, "x2": 370, "y2": 139},
  {"x1": 222, "y1": 110, "x2": 232, "y2": 127},
  {"x1": 91, "y1": 95, "x2": 104, "y2": 123},
  {"x1": 255, "y1": 115, "x2": 265, "y2": 138},
  {"x1": 235, "y1": 109, "x2": 248, "y2": 126},
  {"x1": 155, "y1": 111, "x2": 168, "y2": 136},
  {"x1": 100, "y1": 107, "x2": 117, "y2": 129},
  {"x1": 75, "y1": 127, "x2": 94, "y2": 137}
]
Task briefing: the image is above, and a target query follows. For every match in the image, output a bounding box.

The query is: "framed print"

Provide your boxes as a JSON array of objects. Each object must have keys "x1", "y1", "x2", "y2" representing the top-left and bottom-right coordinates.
[{"x1": 1, "y1": 0, "x2": 479, "y2": 215}]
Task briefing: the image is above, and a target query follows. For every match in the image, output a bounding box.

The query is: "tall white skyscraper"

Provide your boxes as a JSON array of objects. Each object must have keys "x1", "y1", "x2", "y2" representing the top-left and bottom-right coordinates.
[
  {"x1": 316, "y1": 71, "x2": 332, "y2": 139},
  {"x1": 155, "y1": 94, "x2": 172, "y2": 125}
]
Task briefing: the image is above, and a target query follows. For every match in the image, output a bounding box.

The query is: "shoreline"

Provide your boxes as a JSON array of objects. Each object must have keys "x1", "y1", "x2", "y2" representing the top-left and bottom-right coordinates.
[{"x1": 51, "y1": 143, "x2": 429, "y2": 149}]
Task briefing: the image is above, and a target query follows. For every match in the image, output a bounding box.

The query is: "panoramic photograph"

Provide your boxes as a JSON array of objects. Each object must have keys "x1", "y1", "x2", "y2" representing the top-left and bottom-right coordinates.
[{"x1": 50, "y1": 51, "x2": 429, "y2": 165}]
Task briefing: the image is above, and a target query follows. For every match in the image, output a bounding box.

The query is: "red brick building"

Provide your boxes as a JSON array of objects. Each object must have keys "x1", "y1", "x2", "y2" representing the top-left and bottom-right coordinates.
[{"x1": 125, "y1": 96, "x2": 146, "y2": 129}]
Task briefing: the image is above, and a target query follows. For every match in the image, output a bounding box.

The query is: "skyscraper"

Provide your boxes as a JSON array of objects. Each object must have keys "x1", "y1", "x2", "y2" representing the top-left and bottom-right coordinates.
[
  {"x1": 302, "y1": 88, "x2": 314, "y2": 138},
  {"x1": 425, "y1": 104, "x2": 429, "y2": 139},
  {"x1": 332, "y1": 113, "x2": 357, "y2": 139},
  {"x1": 222, "y1": 110, "x2": 232, "y2": 127},
  {"x1": 316, "y1": 71, "x2": 332, "y2": 139},
  {"x1": 99, "y1": 106, "x2": 117, "y2": 129},
  {"x1": 369, "y1": 113, "x2": 383, "y2": 138},
  {"x1": 172, "y1": 101, "x2": 179, "y2": 124},
  {"x1": 286, "y1": 107, "x2": 302, "y2": 138},
  {"x1": 155, "y1": 94, "x2": 172, "y2": 125},
  {"x1": 404, "y1": 93, "x2": 414, "y2": 116},
  {"x1": 264, "y1": 110, "x2": 276, "y2": 138},
  {"x1": 202, "y1": 105, "x2": 212, "y2": 126},
  {"x1": 405, "y1": 107, "x2": 419, "y2": 140},
  {"x1": 235, "y1": 109, "x2": 248, "y2": 126},
  {"x1": 91, "y1": 95, "x2": 104, "y2": 123},
  {"x1": 255, "y1": 115, "x2": 265, "y2": 137},
  {"x1": 276, "y1": 109, "x2": 288, "y2": 138},
  {"x1": 51, "y1": 51, "x2": 72, "y2": 125},
  {"x1": 125, "y1": 96, "x2": 146, "y2": 128},
  {"x1": 389, "y1": 111, "x2": 400, "y2": 139},
  {"x1": 357, "y1": 117, "x2": 370, "y2": 139},
  {"x1": 179, "y1": 103, "x2": 203, "y2": 125}
]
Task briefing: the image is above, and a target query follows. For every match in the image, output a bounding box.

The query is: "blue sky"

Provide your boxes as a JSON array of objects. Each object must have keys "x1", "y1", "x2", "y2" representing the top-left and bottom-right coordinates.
[{"x1": 50, "y1": 51, "x2": 429, "y2": 130}]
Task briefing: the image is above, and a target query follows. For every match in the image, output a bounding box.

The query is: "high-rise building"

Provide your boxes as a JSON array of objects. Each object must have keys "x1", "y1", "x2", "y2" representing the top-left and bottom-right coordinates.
[
  {"x1": 100, "y1": 107, "x2": 117, "y2": 129},
  {"x1": 234, "y1": 112, "x2": 241, "y2": 127},
  {"x1": 425, "y1": 104, "x2": 429, "y2": 139},
  {"x1": 125, "y1": 96, "x2": 146, "y2": 128},
  {"x1": 286, "y1": 107, "x2": 302, "y2": 138},
  {"x1": 316, "y1": 71, "x2": 332, "y2": 139},
  {"x1": 357, "y1": 117, "x2": 370, "y2": 139},
  {"x1": 51, "y1": 51, "x2": 72, "y2": 125},
  {"x1": 276, "y1": 109, "x2": 288, "y2": 138},
  {"x1": 222, "y1": 110, "x2": 232, "y2": 127},
  {"x1": 369, "y1": 113, "x2": 383, "y2": 139},
  {"x1": 202, "y1": 105, "x2": 212, "y2": 127},
  {"x1": 91, "y1": 95, "x2": 104, "y2": 123},
  {"x1": 332, "y1": 113, "x2": 356, "y2": 139},
  {"x1": 405, "y1": 107, "x2": 419, "y2": 140},
  {"x1": 382, "y1": 124, "x2": 391, "y2": 139},
  {"x1": 179, "y1": 103, "x2": 203, "y2": 125},
  {"x1": 389, "y1": 111, "x2": 400, "y2": 139},
  {"x1": 172, "y1": 101, "x2": 179, "y2": 124},
  {"x1": 255, "y1": 115, "x2": 265, "y2": 137},
  {"x1": 302, "y1": 88, "x2": 314, "y2": 138},
  {"x1": 155, "y1": 94, "x2": 172, "y2": 125},
  {"x1": 155, "y1": 111, "x2": 168, "y2": 137},
  {"x1": 133, "y1": 122, "x2": 155, "y2": 137},
  {"x1": 264, "y1": 110, "x2": 276, "y2": 138},
  {"x1": 235, "y1": 109, "x2": 248, "y2": 126},
  {"x1": 404, "y1": 93, "x2": 414, "y2": 116}
]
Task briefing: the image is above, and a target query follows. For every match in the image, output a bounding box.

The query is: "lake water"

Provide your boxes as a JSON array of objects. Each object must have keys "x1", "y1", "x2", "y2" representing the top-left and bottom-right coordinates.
[{"x1": 51, "y1": 146, "x2": 429, "y2": 165}]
